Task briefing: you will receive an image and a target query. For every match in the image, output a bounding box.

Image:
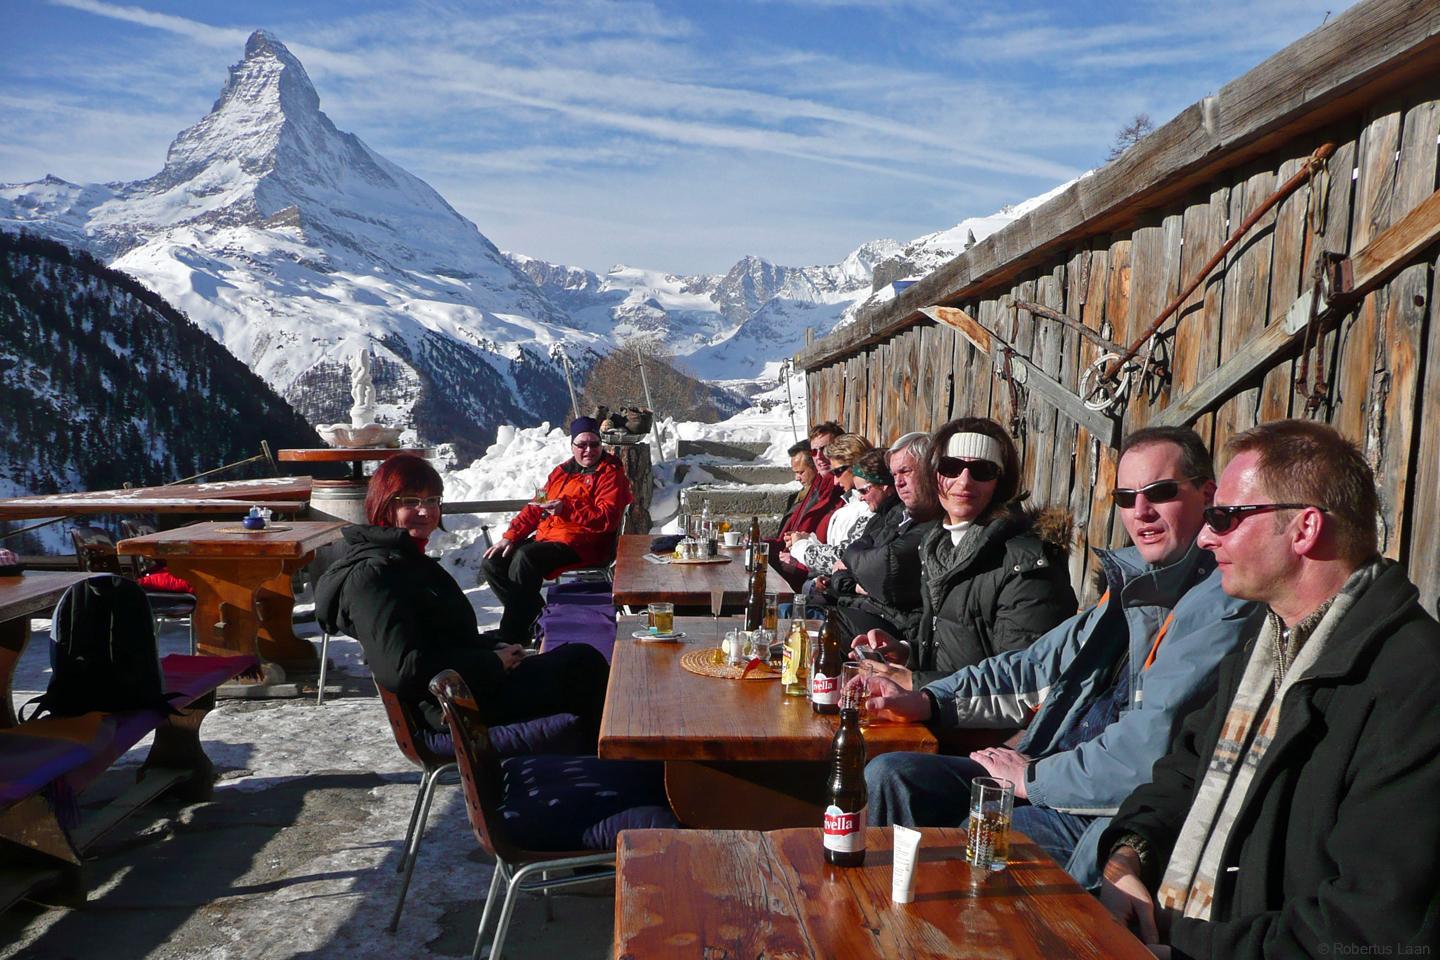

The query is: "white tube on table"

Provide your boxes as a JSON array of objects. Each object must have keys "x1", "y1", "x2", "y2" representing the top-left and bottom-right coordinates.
[{"x1": 892, "y1": 825, "x2": 921, "y2": 903}]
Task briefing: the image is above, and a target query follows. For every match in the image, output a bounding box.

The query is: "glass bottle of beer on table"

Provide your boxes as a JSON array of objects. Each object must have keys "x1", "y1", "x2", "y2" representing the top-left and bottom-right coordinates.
[
  {"x1": 810, "y1": 608, "x2": 844, "y2": 715},
  {"x1": 743, "y1": 542, "x2": 768, "y2": 631},
  {"x1": 822, "y1": 690, "x2": 867, "y2": 867},
  {"x1": 744, "y1": 515, "x2": 762, "y2": 572}
]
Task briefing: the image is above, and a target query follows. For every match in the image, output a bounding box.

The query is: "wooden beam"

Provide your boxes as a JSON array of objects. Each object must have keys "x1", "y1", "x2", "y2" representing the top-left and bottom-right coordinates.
[
  {"x1": 797, "y1": 0, "x2": 1440, "y2": 371},
  {"x1": 921, "y1": 307, "x2": 1122, "y2": 447},
  {"x1": 1154, "y1": 186, "x2": 1440, "y2": 428}
]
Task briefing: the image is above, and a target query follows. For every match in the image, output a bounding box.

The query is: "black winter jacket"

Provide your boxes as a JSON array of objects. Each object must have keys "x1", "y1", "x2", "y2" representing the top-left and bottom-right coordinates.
[
  {"x1": 910, "y1": 505, "x2": 1076, "y2": 687},
  {"x1": 315, "y1": 525, "x2": 506, "y2": 732},
  {"x1": 1100, "y1": 559, "x2": 1440, "y2": 958},
  {"x1": 830, "y1": 495, "x2": 935, "y2": 640}
]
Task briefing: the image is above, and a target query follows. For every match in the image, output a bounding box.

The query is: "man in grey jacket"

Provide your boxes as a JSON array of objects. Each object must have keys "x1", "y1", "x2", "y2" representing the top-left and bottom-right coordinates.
[{"x1": 858, "y1": 426, "x2": 1259, "y2": 887}]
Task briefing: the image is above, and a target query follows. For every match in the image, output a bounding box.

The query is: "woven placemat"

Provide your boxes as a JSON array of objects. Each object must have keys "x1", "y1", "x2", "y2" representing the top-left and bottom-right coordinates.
[{"x1": 679, "y1": 648, "x2": 780, "y2": 680}]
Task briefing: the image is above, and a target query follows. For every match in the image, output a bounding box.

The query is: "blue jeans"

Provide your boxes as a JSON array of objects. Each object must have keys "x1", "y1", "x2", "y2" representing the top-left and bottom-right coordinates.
[{"x1": 866, "y1": 752, "x2": 1097, "y2": 879}]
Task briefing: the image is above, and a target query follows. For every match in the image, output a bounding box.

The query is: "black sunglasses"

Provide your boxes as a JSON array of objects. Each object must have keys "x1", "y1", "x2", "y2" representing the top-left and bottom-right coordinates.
[
  {"x1": 832, "y1": 463, "x2": 852, "y2": 476},
  {"x1": 936, "y1": 457, "x2": 1000, "y2": 482},
  {"x1": 1203, "y1": 503, "x2": 1328, "y2": 533},
  {"x1": 1112, "y1": 477, "x2": 1203, "y2": 509},
  {"x1": 572, "y1": 440, "x2": 601, "y2": 450}
]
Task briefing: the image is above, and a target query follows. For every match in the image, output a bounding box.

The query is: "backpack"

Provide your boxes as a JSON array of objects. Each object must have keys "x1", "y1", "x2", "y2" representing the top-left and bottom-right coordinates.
[{"x1": 21, "y1": 574, "x2": 182, "y2": 721}]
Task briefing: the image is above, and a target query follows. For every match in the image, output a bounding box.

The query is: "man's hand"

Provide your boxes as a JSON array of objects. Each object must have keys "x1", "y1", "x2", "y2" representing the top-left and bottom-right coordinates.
[
  {"x1": 782, "y1": 531, "x2": 808, "y2": 547},
  {"x1": 493, "y1": 643, "x2": 527, "y2": 671},
  {"x1": 484, "y1": 537, "x2": 516, "y2": 560},
  {"x1": 862, "y1": 674, "x2": 931, "y2": 722},
  {"x1": 969, "y1": 747, "x2": 1032, "y2": 799},
  {"x1": 849, "y1": 628, "x2": 908, "y2": 665},
  {"x1": 778, "y1": 550, "x2": 793, "y2": 565},
  {"x1": 831, "y1": 559, "x2": 848, "y2": 572},
  {"x1": 1100, "y1": 847, "x2": 1159, "y2": 946},
  {"x1": 539, "y1": 499, "x2": 565, "y2": 517}
]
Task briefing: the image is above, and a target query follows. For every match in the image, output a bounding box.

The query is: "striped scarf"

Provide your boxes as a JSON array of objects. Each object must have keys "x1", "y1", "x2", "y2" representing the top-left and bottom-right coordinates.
[{"x1": 1155, "y1": 561, "x2": 1379, "y2": 920}]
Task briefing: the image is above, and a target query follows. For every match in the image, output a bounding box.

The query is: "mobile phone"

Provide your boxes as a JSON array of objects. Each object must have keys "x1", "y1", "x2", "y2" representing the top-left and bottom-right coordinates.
[{"x1": 855, "y1": 643, "x2": 885, "y2": 663}]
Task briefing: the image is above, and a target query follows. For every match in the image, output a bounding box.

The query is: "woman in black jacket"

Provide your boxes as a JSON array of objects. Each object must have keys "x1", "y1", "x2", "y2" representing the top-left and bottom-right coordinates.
[
  {"x1": 315, "y1": 455, "x2": 609, "y2": 746},
  {"x1": 856, "y1": 418, "x2": 1077, "y2": 687}
]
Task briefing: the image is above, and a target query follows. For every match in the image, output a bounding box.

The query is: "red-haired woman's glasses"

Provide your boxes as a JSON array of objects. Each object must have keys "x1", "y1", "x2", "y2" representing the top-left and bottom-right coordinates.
[
  {"x1": 393, "y1": 496, "x2": 442, "y2": 510},
  {"x1": 936, "y1": 457, "x2": 1000, "y2": 482},
  {"x1": 1203, "y1": 503, "x2": 1327, "y2": 533}
]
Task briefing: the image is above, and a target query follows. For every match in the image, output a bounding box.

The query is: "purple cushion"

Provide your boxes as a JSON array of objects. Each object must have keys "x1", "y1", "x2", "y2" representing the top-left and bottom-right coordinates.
[
  {"x1": 419, "y1": 712, "x2": 584, "y2": 759},
  {"x1": 497, "y1": 755, "x2": 672, "y2": 852},
  {"x1": 539, "y1": 582, "x2": 617, "y2": 662}
]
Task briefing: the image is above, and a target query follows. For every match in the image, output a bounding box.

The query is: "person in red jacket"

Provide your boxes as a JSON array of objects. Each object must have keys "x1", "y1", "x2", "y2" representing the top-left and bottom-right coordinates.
[{"x1": 482, "y1": 416, "x2": 633, "y2": 644}]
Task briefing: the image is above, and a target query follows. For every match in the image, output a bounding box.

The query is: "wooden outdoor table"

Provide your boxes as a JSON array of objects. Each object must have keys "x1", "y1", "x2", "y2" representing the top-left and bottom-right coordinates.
[
  {"x1": 615, "y1": 826, "x2": 1152, "y2": 960},
  {"x1": 0, "y1": 477, "x2": 313, "y2": 521},
  {"x1": 278, "y1": 447, "x2": 432, "y2": 482},
  {"x1": 117, "y1": 520, "x2": 345, "y2": 675},
  {"x1": 0, "y1": 572, "x2": 100, "y2": 728},
  {"x1": 610, "y1": 534, "x2": 792, "y2": 612},
  {"x1": 599, "y1": 615, "x2": 936, "y2": 830}
]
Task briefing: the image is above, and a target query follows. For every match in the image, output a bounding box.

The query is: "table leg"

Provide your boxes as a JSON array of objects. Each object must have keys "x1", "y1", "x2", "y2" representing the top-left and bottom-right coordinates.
[
  {"x1": 664, "y1": 760, "x2": 828, "y2": 830},
  {"x1": 0, "y1": 617, "x2": 29, "y2": 729},
  {"x1": 165, "y1": 557, "x2": 318, "y2": 673}
]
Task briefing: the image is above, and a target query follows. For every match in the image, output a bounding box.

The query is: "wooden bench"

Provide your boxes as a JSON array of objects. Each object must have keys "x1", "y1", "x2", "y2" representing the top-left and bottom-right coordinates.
[{"x1": 0, "y1": 652, "x2": 256, "y2": 910}]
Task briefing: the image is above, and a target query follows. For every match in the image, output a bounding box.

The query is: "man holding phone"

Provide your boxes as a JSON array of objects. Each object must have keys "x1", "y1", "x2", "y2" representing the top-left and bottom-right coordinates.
[
  {"x1": 857, "y1": 426, "x2": 1257, "y2": 888},
  {"x1": 482, "y1": 416, "x2": 632, "y2": 645}
]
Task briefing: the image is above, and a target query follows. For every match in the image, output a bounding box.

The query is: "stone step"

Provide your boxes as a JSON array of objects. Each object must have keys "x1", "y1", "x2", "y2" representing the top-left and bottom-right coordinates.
[
  {"x1": 677, "y1": 438, "x2": 772, "y2": 461},
  {"x1": 689, "y1": 463, "x2": 796, "y2": 485},
  {"x1": 680, "y1": 485, "x2": 796, "y2": 532}
]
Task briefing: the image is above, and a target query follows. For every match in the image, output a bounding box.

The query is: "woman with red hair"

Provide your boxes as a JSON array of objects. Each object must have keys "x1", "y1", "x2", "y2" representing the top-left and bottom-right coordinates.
[{"x1": 316, "y1": 454, "x2": 609, "y2": 745}]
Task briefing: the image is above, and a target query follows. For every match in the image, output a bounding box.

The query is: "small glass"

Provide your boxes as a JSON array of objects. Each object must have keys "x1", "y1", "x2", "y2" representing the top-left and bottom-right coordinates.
[
  {"x1": 841, "y1": 661, "x2": 869, "y2": 725},
  {"x1": 763, "y1": 593, "x2": 779, "y2": 634},
  {"x1": 966, "y1": 777, "x2": 1015, "y2": 872},
  {"x1": 724, "y1": 630, "x2": 748, "y2": 666},
  {"x1": 647, "y1": 602, "x2": 674, "y2": 636}
]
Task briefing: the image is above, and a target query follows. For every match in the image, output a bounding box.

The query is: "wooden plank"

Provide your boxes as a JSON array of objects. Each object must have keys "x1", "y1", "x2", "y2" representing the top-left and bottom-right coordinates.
[
  {"x1": 1371, "y1": 94, "x2": 1440, "y2": 556},
  {"x1": 1172, "y1": 184, "x2": 1232, "y2": 446},
  {"x1": 1259, "y1": 152, "x2": 1312, "y2": 422},
  {"x1": 1411, "y1": 251, "x2": 1440, "y2": 617},
  {"x1": 796, "y1": 0, "x2": 1440, "y2": 371},
  {"x1": 1345, "y1": 185, "x2": 1440, "y2": 295},
  {"x1": 1070, "y1": 244, "x2": 1112, "y2": 593},
  {"x1": 1124, "y1": 213, "x2": 1183, "y2": 428},
  {"x1": 1101, "y1": 235, "x2": 1134, "y2": 547},
  {"x1": 1029, "y1": 265, "x2": 1068, "y2": 507}
]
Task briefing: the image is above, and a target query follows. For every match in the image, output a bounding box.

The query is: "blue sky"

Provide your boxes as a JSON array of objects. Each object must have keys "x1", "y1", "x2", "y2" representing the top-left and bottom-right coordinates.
[{"x1": 2, "y1": 0, "x2": 1353, "y2": 275}]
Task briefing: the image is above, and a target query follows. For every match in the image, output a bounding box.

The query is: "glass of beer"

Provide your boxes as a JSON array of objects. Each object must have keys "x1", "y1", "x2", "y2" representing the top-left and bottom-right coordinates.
[
  {"x1": 966, "y1": 777, "x2": 1015, "y2": 872},
  {"x1": 763, "y1": 593, "x2": 779, "y2": 634},
  {"x1": 647, "y1": 602, "x2": 674, "y2": 636}
]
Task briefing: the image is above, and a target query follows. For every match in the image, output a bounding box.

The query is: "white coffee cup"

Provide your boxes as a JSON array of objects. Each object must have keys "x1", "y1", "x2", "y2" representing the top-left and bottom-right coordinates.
[{"x1": 723, "y1": 531, "x2": 743, "y2": 547}]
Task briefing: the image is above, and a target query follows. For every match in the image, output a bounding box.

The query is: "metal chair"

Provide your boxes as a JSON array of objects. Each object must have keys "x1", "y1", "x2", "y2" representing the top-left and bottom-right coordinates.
[
  {"x1": 374, "y1": 680, "x2": 459, "y2": 932},
  {"x1": 72, "y1": 524, "x2": 197, "y2": 653},
  {"x1": 428, "y1": 670, "x2": 616, "y2": 960}
]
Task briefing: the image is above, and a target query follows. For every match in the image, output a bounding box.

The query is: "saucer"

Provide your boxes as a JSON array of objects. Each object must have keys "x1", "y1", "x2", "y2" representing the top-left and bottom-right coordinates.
[{"x1": 632, "y1": 630, "x2": 686, "y2": 641}]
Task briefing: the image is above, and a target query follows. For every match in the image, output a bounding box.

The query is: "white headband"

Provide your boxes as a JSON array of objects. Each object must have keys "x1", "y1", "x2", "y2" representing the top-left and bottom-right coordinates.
[{"x1": 946, "y1": 432, "x2": 1004, "y2": 466}]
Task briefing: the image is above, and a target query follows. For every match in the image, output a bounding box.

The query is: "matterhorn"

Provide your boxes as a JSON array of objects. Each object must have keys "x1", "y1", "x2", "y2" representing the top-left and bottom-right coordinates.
[{"x1": 0, "y1": 30, "x2": 594, "y2": 459}]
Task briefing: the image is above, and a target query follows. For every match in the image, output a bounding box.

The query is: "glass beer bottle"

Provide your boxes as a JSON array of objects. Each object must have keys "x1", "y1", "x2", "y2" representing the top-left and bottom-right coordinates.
[
  {"x1": 810, "y1": 608, "x2": 844, "y2": 715},
  {"x1": 744, "y1": 515, "x2": 761, "y2": 572},
  {"x1": 743, "y1": 554, "x2": 766, "y2": 631},
  {"x1": 822, "y1": 700, "x2": 867, "y2": 867}
]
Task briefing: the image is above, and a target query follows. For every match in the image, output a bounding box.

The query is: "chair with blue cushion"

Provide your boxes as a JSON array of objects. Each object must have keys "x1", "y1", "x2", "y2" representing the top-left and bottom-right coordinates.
[{"x1": 428, "y1": 669, "x2": 677, "y2": 960}]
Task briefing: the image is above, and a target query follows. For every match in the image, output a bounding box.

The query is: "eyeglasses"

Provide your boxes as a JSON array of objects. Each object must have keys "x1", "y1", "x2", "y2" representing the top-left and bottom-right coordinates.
[
  {"x1": 1203, "y1": 503, "x2": 1328, "y2": 533},
  {"x1": 810, "y1": 445, "x2": 831, "y2": 459},
  {"x1": 854, "y1": 483, "x2": 873, "y2": 496},
  {"x1": 572, "y1": 440, "x2": 601, "y2": 450},
  {"x1": 1112, "y1": 477, "x2": 1204, "y2": 509},
  {"x1": 393, "y1": 496, "x2": 442, "y2": 510},
  {"x1": 832, "y1": 463, "x2": 852, "y2": 476},
  {"x1": 936, "y1": 457, "x2": 1000, "y2": 482}
]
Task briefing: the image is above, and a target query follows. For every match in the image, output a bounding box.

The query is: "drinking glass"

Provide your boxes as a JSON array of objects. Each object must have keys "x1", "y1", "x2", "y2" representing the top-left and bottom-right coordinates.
[
  {"x1": 763, "y1": 593, "x2": 779, "y2": 634},
  {"x1": 840, "y1": 661, "x2": 869, "y2": 724},
  {"x1": 647, "y1": 602, "x2": 674, "y2": 636},
  {"x1": 966, "y1": 777, "x2": 1015, "y2": 872}
]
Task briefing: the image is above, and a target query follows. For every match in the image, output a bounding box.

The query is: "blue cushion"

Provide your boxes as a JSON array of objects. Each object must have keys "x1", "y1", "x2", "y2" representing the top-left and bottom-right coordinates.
[
  {"x1": 498, "y1": 755, "x2": 673, "y2": 852},
  {"x1": 420, "y1": 712, "x2": 584, "y2": 759}
]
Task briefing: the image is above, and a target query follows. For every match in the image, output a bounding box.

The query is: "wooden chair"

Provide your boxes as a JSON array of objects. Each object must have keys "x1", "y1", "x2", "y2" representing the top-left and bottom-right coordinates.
[
  {"x1": 373, "y1": 681, "x2": 458, "y2": 932},
  {"x1": 428, "y1": 670, "x2": 617, "y2": 960},
  {"x1": 71, "y1": 525, "x2": 197, "y2": 653}
]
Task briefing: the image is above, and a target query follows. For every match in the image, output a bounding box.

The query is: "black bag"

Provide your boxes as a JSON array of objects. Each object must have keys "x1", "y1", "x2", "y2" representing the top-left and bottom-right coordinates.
[{"x1": 21, "y1": 575, "x2": 181, "y2": 721}]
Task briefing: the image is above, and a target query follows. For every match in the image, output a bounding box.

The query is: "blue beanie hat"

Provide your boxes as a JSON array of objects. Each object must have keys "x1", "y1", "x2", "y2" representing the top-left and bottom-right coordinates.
[{"x1": 570, "y1": 416, "x2": 600, "y2": 438}]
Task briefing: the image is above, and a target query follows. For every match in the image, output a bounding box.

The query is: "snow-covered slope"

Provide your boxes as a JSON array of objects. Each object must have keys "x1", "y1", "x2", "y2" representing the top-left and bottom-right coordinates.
[{"x1": 0, "y1": 31, "x2": 593, "y2": 459}]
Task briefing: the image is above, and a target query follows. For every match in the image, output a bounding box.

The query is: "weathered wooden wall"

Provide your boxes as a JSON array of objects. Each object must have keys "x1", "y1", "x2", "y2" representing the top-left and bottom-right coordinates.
[{"x1": 801, "y1": 22, "x2": 1440, "y2": 608}]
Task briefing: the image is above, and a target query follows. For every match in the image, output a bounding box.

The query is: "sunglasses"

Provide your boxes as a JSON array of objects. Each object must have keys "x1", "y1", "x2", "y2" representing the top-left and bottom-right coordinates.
[
  {"x1": 572, "y1": 440, "x2": 601, "y2": 450},
  {"x1": 1203, "y1": 502, "x2": 1328, "y2": 533},
  {"x1": 810, "y1": 446, "x2": 831, "y2": 459},
  {"x1": 936, "y1": 457, "x2": 1000, "y2": 482},
  {"x1": 393, "y1": 495, "x2": 442, "y2": 510},
  {"x1": 1111, "y1": 477, "x2": 1203, "y2": 509},
  {"x1": 832, "y1": 463, "x2": 852, "y2": 476}
]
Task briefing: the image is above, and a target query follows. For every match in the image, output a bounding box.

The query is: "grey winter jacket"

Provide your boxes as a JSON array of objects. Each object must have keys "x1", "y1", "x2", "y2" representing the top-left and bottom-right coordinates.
[
  {"x1": 911, "y1": 505, "x2": 1077, "y2": 687},
  {"x1": 925, "y1": 541, "x2": 1258, "y2": 887}
]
